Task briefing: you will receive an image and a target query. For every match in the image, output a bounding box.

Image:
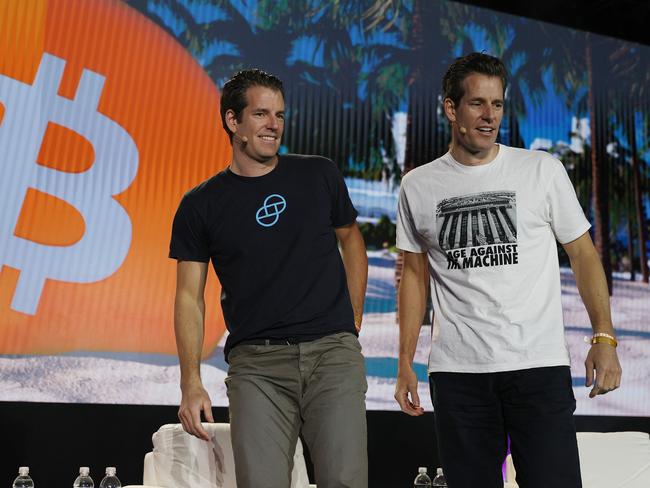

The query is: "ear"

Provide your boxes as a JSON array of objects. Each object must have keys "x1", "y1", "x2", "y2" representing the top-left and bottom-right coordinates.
[
  {"x1": 225, "y1": 109, "x2": 238, "y2": 134},
  {"x1": 443, "y1": 97, "x2": 456, "y2": 123}
]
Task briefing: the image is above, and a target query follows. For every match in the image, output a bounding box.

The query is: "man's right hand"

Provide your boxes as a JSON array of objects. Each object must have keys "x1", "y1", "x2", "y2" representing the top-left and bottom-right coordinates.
[
  {"x1": 178, "y1": 382, "x2": 214, "y2": 441},
  {"x1": 394, "y1": 365, "x2": 424, "y2": 416}
]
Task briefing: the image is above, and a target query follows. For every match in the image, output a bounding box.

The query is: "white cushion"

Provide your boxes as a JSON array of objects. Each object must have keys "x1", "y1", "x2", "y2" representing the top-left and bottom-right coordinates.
[
  {"x1": 144, "y1": 423, "x2": 311, "y2": 488},
  {"x1": 506, "y1": 431, "x2": 650, "y2": 488},
  {"x1": 577, "y1": 431, "x2": 650, "y2": 488}
]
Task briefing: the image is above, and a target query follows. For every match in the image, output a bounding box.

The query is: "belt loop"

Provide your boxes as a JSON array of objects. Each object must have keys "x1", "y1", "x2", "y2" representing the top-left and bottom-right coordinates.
[{"x1": 264, "y1": 339, "x2": 270, "y2": 346}]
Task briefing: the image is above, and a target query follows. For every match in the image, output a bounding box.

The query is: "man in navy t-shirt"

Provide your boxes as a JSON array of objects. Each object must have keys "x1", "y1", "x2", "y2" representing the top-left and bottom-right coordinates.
[{"x1": 169, "y1": 69, "x2": 369, "y2": 488}]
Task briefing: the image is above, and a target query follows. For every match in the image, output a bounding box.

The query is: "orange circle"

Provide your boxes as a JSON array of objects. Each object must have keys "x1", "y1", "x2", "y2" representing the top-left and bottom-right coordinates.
[{"x1": 0, "y1": 0, "x2": 231, "y2": 355}]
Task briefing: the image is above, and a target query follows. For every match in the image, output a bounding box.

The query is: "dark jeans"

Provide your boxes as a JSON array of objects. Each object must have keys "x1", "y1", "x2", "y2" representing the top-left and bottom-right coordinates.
[{"x1": 429, "y1": 366, "x2": 581, "y2": 488}]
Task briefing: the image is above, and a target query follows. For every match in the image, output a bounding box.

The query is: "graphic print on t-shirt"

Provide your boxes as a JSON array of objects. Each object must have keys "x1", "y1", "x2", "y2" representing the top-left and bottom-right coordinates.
[
  {"x1": 436, "y1": 190, "x2": 519, "y2": 269},
  {"x1": 255, "y1": 194, "x2": 287, "y2": 227}
]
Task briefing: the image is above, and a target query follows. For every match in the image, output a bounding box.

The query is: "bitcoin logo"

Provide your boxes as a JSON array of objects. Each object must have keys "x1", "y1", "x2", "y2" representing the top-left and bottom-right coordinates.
[
  {"x1": 255, "y1": 194, "x2": 287, "y2": 227},
  {"x1": 0, "y1": 53, "x2": 139, "y2": 315}
]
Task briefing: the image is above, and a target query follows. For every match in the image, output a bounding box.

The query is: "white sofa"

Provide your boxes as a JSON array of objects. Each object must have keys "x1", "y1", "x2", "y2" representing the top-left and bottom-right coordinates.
[
  {"x1": 505, "y1": 431, "x2": 650, "y2": 488},
  {"x1": 123, "y1": 423, "x2": 313, "y2": 488}
]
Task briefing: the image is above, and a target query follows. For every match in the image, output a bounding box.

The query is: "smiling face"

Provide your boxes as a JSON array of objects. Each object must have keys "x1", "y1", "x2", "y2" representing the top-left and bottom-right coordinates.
[
  {"x1": 444, "y1": 73, "x2": 504, "y2": 164},
  {"x1": 226, "y1": 85, "x2": 285, "y2": 169}
]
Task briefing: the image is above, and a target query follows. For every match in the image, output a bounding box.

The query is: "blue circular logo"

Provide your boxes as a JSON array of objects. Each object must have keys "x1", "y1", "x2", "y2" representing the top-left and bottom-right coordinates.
[{"x1": 255, "y1": 194, "x2": 287, "y2": 227}]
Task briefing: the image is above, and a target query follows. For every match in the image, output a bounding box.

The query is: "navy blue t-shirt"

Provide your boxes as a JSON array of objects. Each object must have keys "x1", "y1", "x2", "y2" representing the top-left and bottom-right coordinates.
[{"x1": 169, "y1": 154, "x2": 358, "y2": 359}]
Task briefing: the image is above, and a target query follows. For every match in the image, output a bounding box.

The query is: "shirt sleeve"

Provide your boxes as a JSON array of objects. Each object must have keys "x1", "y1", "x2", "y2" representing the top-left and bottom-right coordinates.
[
  {"x1": 169, "y1": 193, "x2": 211, "y2": 262},
  {"x1": 396, "y1": 178, "x2": 425, "y2": 253},
  {"x1": 546, "y1": 159, "x2": 591, "y2": 244},
  {"x1": 324, "y1": 158, "x2": 358, "y2": 227}
]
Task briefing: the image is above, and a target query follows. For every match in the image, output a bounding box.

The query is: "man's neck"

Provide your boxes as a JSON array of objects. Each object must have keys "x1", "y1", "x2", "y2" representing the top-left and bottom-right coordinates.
[
  {"x1": 230, "y1": 152, "x2": 278, "y2": 177},
  {"x1": 449, "y1": 142, "x2": 500, "y2": 167}
]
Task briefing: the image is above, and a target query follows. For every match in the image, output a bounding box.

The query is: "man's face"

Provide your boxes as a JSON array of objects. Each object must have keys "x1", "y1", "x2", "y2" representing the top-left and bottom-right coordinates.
[
  {"x1": 231, "y1": 85, "x2": 285, "y2": 162},
  {"x1": 446, "y1": 73, "x2": 504, "y2": 155}
]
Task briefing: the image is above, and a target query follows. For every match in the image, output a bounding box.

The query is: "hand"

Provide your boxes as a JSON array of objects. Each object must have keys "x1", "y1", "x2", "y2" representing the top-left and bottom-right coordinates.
[
  {"x1": 394, "y1": 365, "x2": 424, "y2": 416},
  {"x1": 178, "y1": 381, "x2": 214, "y2": 440},
  {"x1": 585, "y1": 343, "x2": 622, "y2": 398},
  {"x1": 354, "y1": 313, "x2": 363, "y2": 333}
]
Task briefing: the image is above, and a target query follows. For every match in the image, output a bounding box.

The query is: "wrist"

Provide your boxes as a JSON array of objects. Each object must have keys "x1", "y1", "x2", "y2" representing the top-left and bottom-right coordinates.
[
  {"x1": 585, "y1": 332, "x2": 618, "y2": 347},
  {"x1": 354, "y1": 313, "x2": 363, "y2": 328},
  {"x1": 591, "y1": 323, "x2": 615, "y2": 334},
  {"x1": 397, "y1": 357, "x2": 415, "y2": 372},
  {"x1": 181, "y1": 376, "x2": 203, "y2": 390}
]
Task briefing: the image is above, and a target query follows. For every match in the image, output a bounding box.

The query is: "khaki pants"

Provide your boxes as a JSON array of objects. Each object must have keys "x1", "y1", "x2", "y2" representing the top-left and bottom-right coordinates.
[{"x1": 226, "y1": 332, "x2": 368, "y2": 488}]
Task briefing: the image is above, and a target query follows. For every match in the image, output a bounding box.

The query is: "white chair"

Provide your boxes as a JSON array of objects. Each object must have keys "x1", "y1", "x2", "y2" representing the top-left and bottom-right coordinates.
[
  {"x1": 123, "y1": 423, "x2": 313, "y2": 488},
  {"x1": 505, "y1": 431, "x2": 650, "y2": 488}
]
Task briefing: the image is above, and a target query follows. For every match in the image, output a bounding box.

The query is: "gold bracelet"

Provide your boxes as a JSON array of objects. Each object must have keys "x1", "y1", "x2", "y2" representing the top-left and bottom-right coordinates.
[
  {"x1": 593, "y1": 332, "x2": 616, "y2": 340},
  {"x1": 591, "y1": 336, "x2": 618, "y2": 347}
]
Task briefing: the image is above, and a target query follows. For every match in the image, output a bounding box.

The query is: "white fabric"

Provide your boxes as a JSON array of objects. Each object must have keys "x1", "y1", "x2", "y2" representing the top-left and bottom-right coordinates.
[
  {"x1": 123, "y1": 486, "x2": 163, "y2": 488},
  {"x1": 396, "y1": 145, "x2": 591, "y2": 373},
  {"x1": 505, "y1": 431, "x2": 650, "y2": 487},
  {"x1": 142, "y1": 452, "x2": 156, "y2": 485},
  {"x1": 143, "y1": 423, "x2": 312, "y2": 488}
]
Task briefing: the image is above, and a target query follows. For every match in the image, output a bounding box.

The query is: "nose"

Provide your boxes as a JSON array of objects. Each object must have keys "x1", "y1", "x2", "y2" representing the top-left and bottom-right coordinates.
[
  {"x1": 482, "y1": 105, "x2": 495, "y2": 121},
  {"x1": 267, "y1": 115, "x2": 281, "y2": 130},
  {"x1": 483, "y1": 104, "x2": 496, "y2": 122}
]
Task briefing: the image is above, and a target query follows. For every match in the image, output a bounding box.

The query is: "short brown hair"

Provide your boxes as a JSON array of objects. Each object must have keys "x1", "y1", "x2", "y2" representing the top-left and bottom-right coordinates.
[{"x1": 442, "y1": 52, "x2": 507, "y2": 106}]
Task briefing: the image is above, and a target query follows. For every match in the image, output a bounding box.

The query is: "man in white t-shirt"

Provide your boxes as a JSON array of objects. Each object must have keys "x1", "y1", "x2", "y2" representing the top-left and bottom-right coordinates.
[{"x1": 395, "y1": 52, "x2": 622, "y2": 488}]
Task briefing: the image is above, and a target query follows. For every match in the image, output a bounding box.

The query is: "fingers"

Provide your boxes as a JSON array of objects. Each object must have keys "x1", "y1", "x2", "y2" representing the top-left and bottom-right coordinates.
[
  {"x1": 192, "y1": 404, "x2": 211, "y2": 440},
  {"x1": 178, "y1": 404, "x2": 211, "y2": 440},
  {"x1": 586, "y1": 345, "x2": 622, "y2": 398},
  {"x1": 585, "y1": 356, "x2": 594, "y2": 388},
  {"x1": 178, "y1": 389, "x2": 214, "y2": 440},
  {"x1": 592, "y1": 369, "x2": 622, "y2": 397},
  {"x1": 178, "y1": 405, "x2": 198, "y2": 438},
  {"x1": 410, "y1": 388, "x2": 422, "y2": 411},
  {"x1": 395, "y1": 392, "x2": 423, "y2": 416},
  {"x1": 394, "y1": 379, "x2": 425, "y2": 416},
  {"x1": 204, "y1": 399, "x2": 215, "y2": 423}
]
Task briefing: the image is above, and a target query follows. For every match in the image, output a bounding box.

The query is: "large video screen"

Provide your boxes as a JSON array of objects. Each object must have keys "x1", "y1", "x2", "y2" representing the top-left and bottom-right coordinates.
[{"x1": 1, "y1": 0, "x2": 648, "y2": 416}]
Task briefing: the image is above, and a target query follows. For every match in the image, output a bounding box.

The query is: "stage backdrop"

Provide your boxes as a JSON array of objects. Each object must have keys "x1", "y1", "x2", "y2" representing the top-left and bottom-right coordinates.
[{"x1": 1, "y1": 0, "x2": 648, "y2": 416}]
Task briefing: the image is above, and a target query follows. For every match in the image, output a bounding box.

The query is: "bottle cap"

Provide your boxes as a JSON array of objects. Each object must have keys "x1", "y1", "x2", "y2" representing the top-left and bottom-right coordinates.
[
  {"x1": 437, "y1": 467, "x2": 443, "y2": 475},
  {"x1": 18, "y1": 467, "x2": 29, "y2": 476},
  {"x1": 106, "y1": 467, "x2": 116, "y2": 476},
  {"x1": 79, "y1": 466, "x2": 90, "y2": 476},
  {"x1": 418, "y1": 467, "x2": 427, "y2": 474}
]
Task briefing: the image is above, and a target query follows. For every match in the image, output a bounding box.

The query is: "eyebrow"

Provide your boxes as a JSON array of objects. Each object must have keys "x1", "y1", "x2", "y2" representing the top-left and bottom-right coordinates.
[
  {"x1": 252, "y1": 108, "x2": 285, "y2": 115},
  {"x1": 468, "y1": 97, "x2": 504, "y2": 104}
]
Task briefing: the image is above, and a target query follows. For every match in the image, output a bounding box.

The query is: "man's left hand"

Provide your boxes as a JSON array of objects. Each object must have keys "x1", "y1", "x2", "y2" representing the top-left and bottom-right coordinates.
[
  {"x1": 585, "y1": 343, "x2": 622, "y2": 398},
  {"x1": 354, "y1": 314, "x2": 362, "y2": 332}
]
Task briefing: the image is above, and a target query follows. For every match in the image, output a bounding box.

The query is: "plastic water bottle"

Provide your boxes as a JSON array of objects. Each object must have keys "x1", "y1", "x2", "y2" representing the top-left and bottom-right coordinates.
[
  {"x1": 99, "y1": 467, "x2": 121, "y2": 488},
  {"x1": 432, "y1": 467, "x2": 447, "y2": 487},
  {"x1": 12, "y1": 467, "x2": 34, "y2": 488},
  {"x1": 73, "y1": 467, "x2": 94, "y2": 487},
  {"x1": 414, "y1": 467, "x2": 432, "y2": 487}
]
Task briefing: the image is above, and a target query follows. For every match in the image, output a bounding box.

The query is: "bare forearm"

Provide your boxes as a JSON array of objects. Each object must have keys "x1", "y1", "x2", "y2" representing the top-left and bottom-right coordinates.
[
  {"x1": 174, "y1": 295, "x2": 206, "y2": 388},
  {"x1": 569, "y1": 247, "x2": 614, "y2": 335},
  {"x1": 340, "y1": 229, "x2": 368, "y2": 327},
  {"x1": 564, "y1": 234, "x2": 621, "y2": 398},
  {"x1": 398, "y1": 254, "x2": 428, "y2": 370}
]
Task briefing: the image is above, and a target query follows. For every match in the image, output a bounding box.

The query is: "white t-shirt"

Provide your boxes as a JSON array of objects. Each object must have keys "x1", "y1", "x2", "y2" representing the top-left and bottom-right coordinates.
[{"x1": 396, "y1": 144, "x2": 591, "y2": 373}]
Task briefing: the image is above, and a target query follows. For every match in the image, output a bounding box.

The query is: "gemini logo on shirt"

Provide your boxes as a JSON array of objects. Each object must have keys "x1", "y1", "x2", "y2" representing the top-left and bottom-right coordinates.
[
  {"x1": 436, "y1": 191, "x2": 519, "y2": 269},
  {"x1": 256, "y1": 194, "x2": 287, "y2": 227}
]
